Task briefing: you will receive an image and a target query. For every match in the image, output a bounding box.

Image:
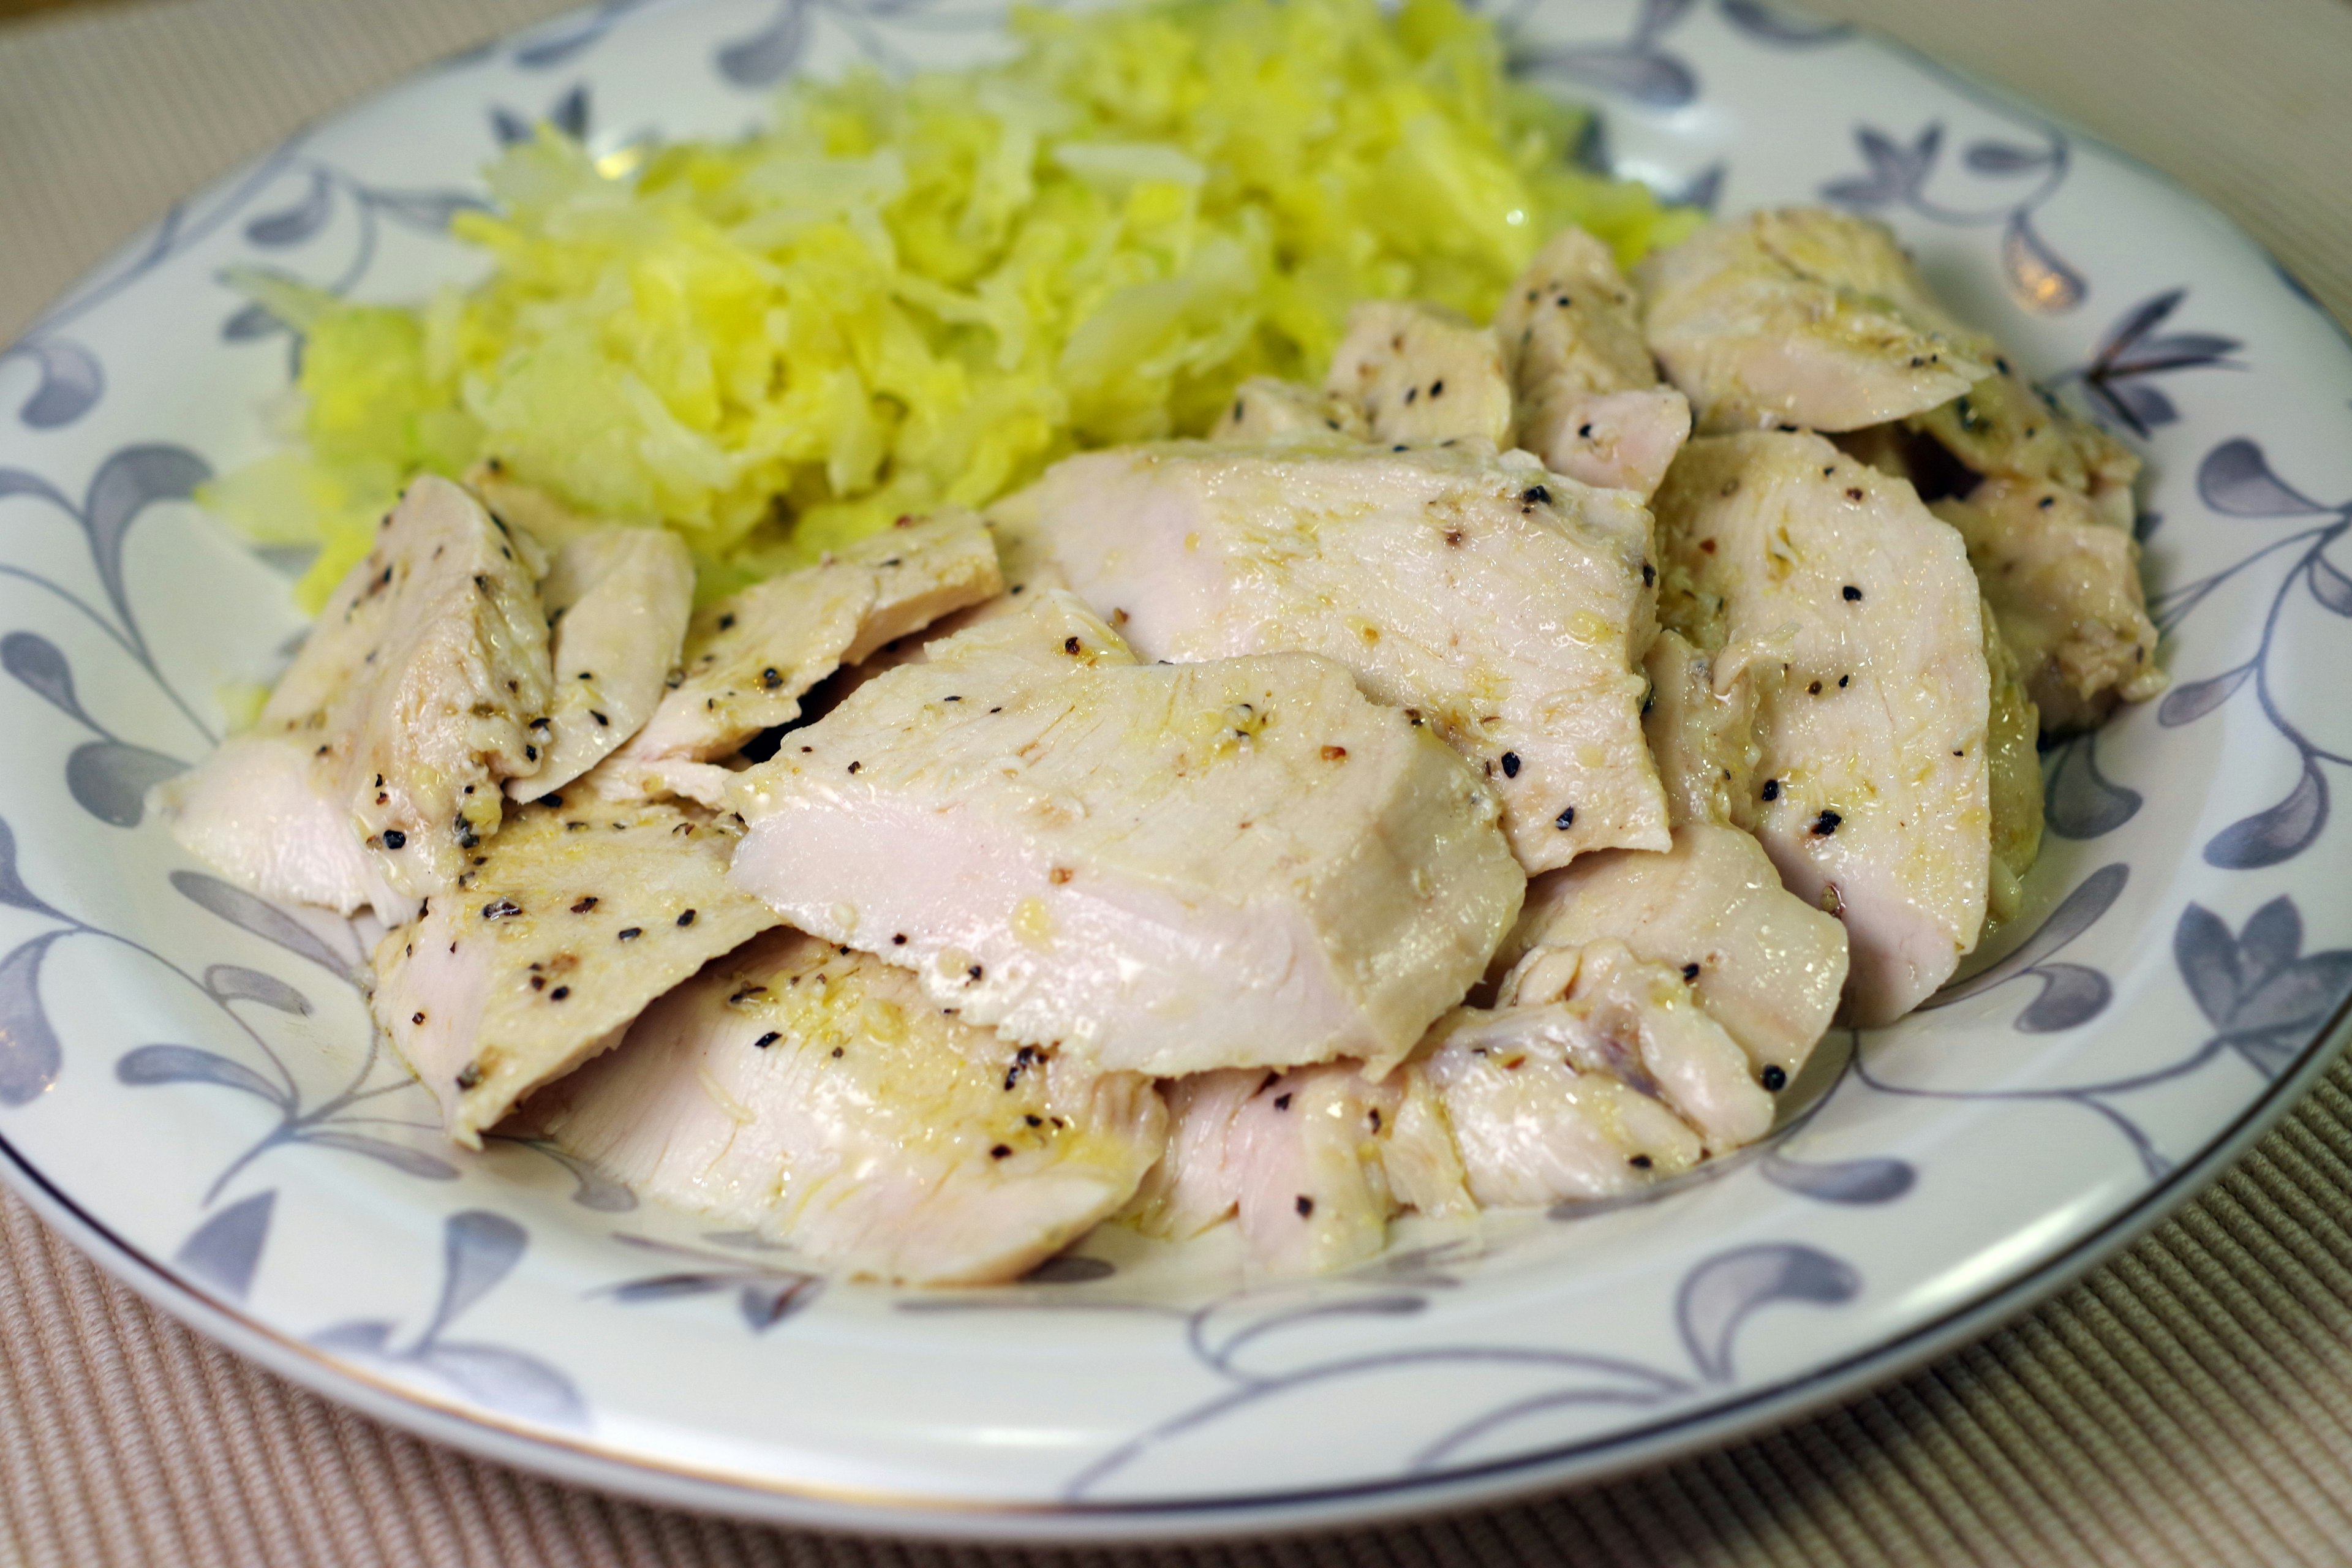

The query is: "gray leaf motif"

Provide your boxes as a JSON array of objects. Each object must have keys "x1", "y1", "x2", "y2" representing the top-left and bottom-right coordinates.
[
  {"x1": 116, "y1": 1042, "x2": 284, "y2": 1104},
  {"x1": 1926, "y1": 862, "x2": 2126, "y2": 1028},
  {"x1": 512, "y1": 0, "x2": 642, "y2": 68},
  {"x1": 174, "y1": 1189, "x2": 276, "y2": 1302},
  {"x1": 1822, "y1": 124, "x2": 1940, "y2": 209},
  {"x1": 169, "y1": 871, "x2": 353, "y2": 981},
  {"x1": 366, "y1": 189, "x2": 492, "y2": 234},
  {"x1": 82, "y1": 445, "x2": 212, "y2": 642},
  {"x1": 2, "y1": 630, "x2": 84, "y2": 722},
  {"x1": 2199, "y1": 439, "x2": 2329, "y2": 518},
  {"x1": 1676, "y1": 1243, "x2": 1859, "y2": 1384},
  {"x1": 6, "y1": 340, "x2": 103, "y2": 429},
  {"x1": 1716, "y1": 0, "x2": 1850, "y2": 45},
  {"x1": 2003, "y1": 211, "x2": 2085, "y2": 314},
  {"x1": 296, "y1": 1131, "x2": 458, "y2": 1181},
  {"x1": 221, "y1": 302, "x2": 287, "y2": 343},
  {"x1": 2309, "y1": 555, "x2": 2352, "y2": 617},
  {"x1": 0, "y1": 933, "x2": 65, "y2": 1107},
  {"x1": 202, "y1": 964, "x2": 312, "y2": 1016},
  {"x1": 1758, "y1": 1152, "x2": 1915, "y2": 1205},
  {"x1": 1516, "y1": 45, "x2": 1696, "y2": 108},
  {"x1": 67, "y1": 741, "x2": 184, "y2": 827},
  {"x1": 244, "y1": 170, "x2": 334, "y2": 248},
  {"x1": 2043, "y1": 731, "x2": 2142, "y2": 839},
  {"x1": 2159, "y1": 663, "x2": 2251, "y2": 727},
  {"x1": 1963, "y1": 139, "x2": 2054, "y2": 175},
  {"x1": 2206, "y1": 762, "x2": 2326, "y2": 871},
  {"x1": 716, "y1": 0, "x2": 809, "y2": 89},
  {"x1": 486, "y1": 1136, "x2": 636, "y2": 1211},
  {"x1": 2176, "y1": 896, "x2": 2352, "y2": 1078},
  {"x1": 429, "y1": 1211, "x2": 528, "y2": 1340},
  {"x1": 0, "y1": 819, "x2": 61, "y2": 919}
]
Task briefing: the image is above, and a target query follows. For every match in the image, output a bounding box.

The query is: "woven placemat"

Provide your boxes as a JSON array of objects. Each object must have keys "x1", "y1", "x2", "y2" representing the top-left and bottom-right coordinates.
[{"x1": 4, "y1": 0, "x2": 2351, "y2": 1561}]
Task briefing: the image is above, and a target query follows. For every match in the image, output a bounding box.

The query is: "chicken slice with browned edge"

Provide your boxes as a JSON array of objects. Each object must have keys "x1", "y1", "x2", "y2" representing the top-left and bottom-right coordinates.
[
  {"x1": 540, "y1": 930, "x2": 1165, "y2": 1286},
  {"x1": 996, "y1": 441, "x2": 1667, "y2": 871},
  {"x1": 1654, "y1": 432, "x2": 1991, "y2": 1025},
  {"x1": 1907, "y1": 366, "x2": 2142, "y2": 530},
  {"x1": 516, "y1": 527, "x2": 695, "y2": 797},
  {"x1": 1210, "y1": 377, "x2": 1370, "y2": 445},
  {"x1": 371, "y1": 801, "x2": 778, "y2": 1147},
  {"x1": 1496, "y1": 227, "x2": 1692, "y2": 497},
  {"x1": 728, "y1": 591, "x2": 1523, "y2": 1079},
  {"x1": 157, "y1": 475, "x2": 552, "y2": 922},
  {"x1": 1637, "y1": 208, "x2": 1995, "y2": 434},
  {"x1": 1129, "y1": 1063, "x2": 1472, "y2": 1276},
  {"x1": 587, "y1": 511, "x2": 1001, "y2": 803},
  {"x1": 1324, "y1": 301, "x2": 1515, "y2": 448},
  {"x1": 1493, "y1": 824, "x2": 1848, "y2": 1085}
]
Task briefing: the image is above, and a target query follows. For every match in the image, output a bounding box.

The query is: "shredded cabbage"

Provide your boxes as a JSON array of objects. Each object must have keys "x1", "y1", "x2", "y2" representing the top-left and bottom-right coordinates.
[{"x1": 205, "y1": 0, "x2": 1697, "y2": 609}]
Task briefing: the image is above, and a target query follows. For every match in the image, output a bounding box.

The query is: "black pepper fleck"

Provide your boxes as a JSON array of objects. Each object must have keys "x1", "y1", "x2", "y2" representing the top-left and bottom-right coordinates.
[
  {"x1": 617, "y1": 927, "x2": 642, "y2": 941},
  {"x1": 1273, "y1": 1093, "x2": 1292, "y2": 1110},
  {"x1": 549, "y1": 986, "x2": 570, "y2": 1001},
  {"x1": 1812, "y1": 810, "x2": 1842, "y2": 836},
  {"x1": 481, "y1": 899, "x2": 522, "y2": 920},
  {"x1": 1841, "y1": 584, "x2": 1863, "y2": 602},
  {"x1": 1295, "y1": 1195, "x2": 1314, "y2": 1217},
  {"x1": 1762, "y1": 1065, "x2": 1788, "y2": 1092},
  {"x1": 677, "y1": 910, "x2": 696, "y2": 927},
  {"x1": 1683, "y1": 963, "x2": 1701, "y2": 981},
  {"x1": 380, "y1": 829, "x2": 407, "y2": 850},
  {"x1": 991, "y1": 1145, "x2": 1013, "y2": 1160},
  {"x1": 1554, "y1": 806, "x2": 1576, "y2": 830},
  {"x1": 1629, "y1": 1154, "x2": 1653, "y2": 1169},
  {"x1": 1762, "y1": 778, "x2": 1780, "y2": 801},
  {"x1": 1500, "y1": 752, "x2": 1521, "y2": 778},
  {"x1": 753, "y1": 1031, "x2": 781, "y2": 1049}
]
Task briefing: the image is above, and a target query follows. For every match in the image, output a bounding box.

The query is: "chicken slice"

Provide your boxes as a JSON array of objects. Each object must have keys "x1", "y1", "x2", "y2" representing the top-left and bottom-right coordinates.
[
  {"x1": 1932, "y1": 477, "x2": 2165, "y2": 734},
  {"x1": 371, "y1": 801, "x2": 778, "y2": 1147},
  {"x1": 1492, "y1": 824, "x2": 1848, "y2": 1084},
  {"x1": 1907, "y1": 365, "x2": 2141, "y2": 530},
  {"x1": 1640, "y1": 628, "x2": 1781, "y2": 830},
  {"x1": 1210, "y1": 377, "x2": 1370, "y2": 445},
  {"x1": 1983, "y1": 603, "x2": 2045, "y2": 931},
  {"x1": 1324, "y1": 301, "x2": 1515, "y2": 448},
  {"x1": 997, "y1": 441, "x2": 1667, "y2": 871},
  {"x1": 728, "y1": 592, "x2": 1523, "y2": 1079},
  {"x1": 1496, "y1": 227, "x2": 1692, "y2": 496},
  {"x1": 464, "y1": 458, "x2": 608, "y2": 549},
  {"x1": 1637, "y1": 208, "x2": 1996, "y2": 434},
  {"x1": 516, "y1": 528, "x2": 695, "y2": 797},
  {"x1": 587, "y1": 511, "x2": 1001, "y2": 801},
  {"x1": 540, "y1": 930, "x2": 1165, "y2": 1286},
  {"x1": 153, "y1": 735, "x2": 412, "y2": 920},
  {"x1": 164, "y1": 475, "x2": 552, "y2": 919},
  {"x1": 1654, "y1": 432, "x2": 1991, "y2": 1025},
  {"x1": 1129, "y1": 1063, "x2": 1472, "y2": 1276}
]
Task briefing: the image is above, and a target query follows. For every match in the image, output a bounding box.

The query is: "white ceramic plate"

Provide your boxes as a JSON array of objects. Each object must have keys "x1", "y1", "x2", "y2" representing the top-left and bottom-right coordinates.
[{"x1": 5, "y1": 0, "x2": 2351, "y2": 1542}]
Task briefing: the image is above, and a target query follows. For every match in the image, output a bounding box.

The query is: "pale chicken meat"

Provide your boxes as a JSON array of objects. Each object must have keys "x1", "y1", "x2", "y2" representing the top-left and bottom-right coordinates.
[
  {"x1": 1933, "y1": 477, "x2": 2165, "y2": 733},
  {"x1": 371, "y1": 801, "x2": 778, "y2": 1147},
  {"x1": 587, "y1": 510, "x2": 1001, "y2": 804},
  {"x1": 727, "y1": 592, "x2": 1524, "y2": 1079},
  {"x1": 160, "y1": 475, "x2": 552, "y2": 921},
  {"x1": 1495, "y1": 227, "x2": 1692, "y2": 497},
  {"x1": 540, "y1": 930, "x2": 1166, "y2": 1286},
  {"x1": 1324, "y1": 301, "x2": 1515, "y2": 448},
  {"x1": 1210, "y1": 377, "x2": 1370, "y2": 445},
  {"x1": 1637, "y1": 208, "x2": 1996, "y2": 434},
  {"x1": 1640, "y1": 628, "x2": 1779, "y2": 830},
  {"x1": 1653, "y1": 432, "x2": 1991, "y2": 1025},
  {"x1": 518, "y1": 527, "x2": 695, "y2": 797},
  {"x1": 996, "y1": 441, "x2": 1668, "y2": 870},
  {"x1": 1129, "y1": 1063, "x2": 1471, "y2": 1276},
  {"x1": 1908, "y1": 366, "x2": 2141, "y2": 530},
  {"x1": 1492, "y1": 824, "x2": 1849, "y2": 1083}
]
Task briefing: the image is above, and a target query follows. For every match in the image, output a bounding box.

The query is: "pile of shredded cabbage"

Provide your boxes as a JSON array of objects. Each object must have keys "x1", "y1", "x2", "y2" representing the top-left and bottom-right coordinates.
[{"x1": 206, "y1": 0, "x2": 1697, "y2": 609}]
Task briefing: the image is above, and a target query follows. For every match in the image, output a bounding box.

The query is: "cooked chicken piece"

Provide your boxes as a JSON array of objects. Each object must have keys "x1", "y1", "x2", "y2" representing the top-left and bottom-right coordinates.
[
  {"x1": 1492, "y1": 825, "x2": 1847, "y2": 1083},
  {"x1": 463, "y1": 459, "x2": 608, "y2": 549},
  {"x1": 1324, "y1": 301, "x2": 1514, "y2": 448},
  {"x1": 1640, "y1": 628, "x2": 1782, "y2": 829},
  {"x1": 1983, "y1": 605, "x2": 2045, "y2": 930},
  {"x1": 153, "y1": 735, "x2": 413, "y2": 921},
  {"x1": 1495, "y1": 227, "x2": 1692, "y2": 496},
  {"x1": 997, "y1": 442, "x2": 1667, "y2": 871},
  {"x1": 1420, "y1": 940, "x2": 1771, "y2": 1205},
  {"x1": 1654, "y1": 432, "x2": 1991, "y2": 1025},
  {"x1": 371, "y1": 801, "x2": 777, "y2": 1147},
  {"x1": 1932, "y1": 477, "x2": 2164, "y2": 734},
  {"x1": 1210, "y1": 377, "x2": 1370, "y2": 445},
  {"x1": 587, "y1": 511, "x2": 1001, "y2": 801},
  {"x1": 164, "y1": 476, "x2": 552, "y2": 920},
  {"x1": 516, "y1": 528, "x2": 695, "y2": 798},
  {"x1": 728, "y1": 592, "x2": 1523, "y2": 1079},
  {"x1": 540, "y1": 930, "x2": 1165, "y2": 1286},
  {"x1": 1637, "y1": 208, "x2": 1995, "y2": 434},
  {"x1": 1908, "y1": 366, "x2": 2141, "y2": 530},
  {"x1": 1129, "y1": 1063, "x2": 1472, "y2": 1276}
]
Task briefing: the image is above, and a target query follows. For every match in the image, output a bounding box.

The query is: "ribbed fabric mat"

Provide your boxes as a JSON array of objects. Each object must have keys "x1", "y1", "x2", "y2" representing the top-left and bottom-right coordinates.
[{"x1": 4, "y1": 0, "x2": 2351, "y2": 1561}]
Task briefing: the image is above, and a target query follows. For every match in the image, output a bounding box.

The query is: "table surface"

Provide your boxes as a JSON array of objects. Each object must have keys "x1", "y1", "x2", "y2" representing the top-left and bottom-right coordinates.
[{"x1": 5, "y1": 0, "x2": 2352, "y2": 1562}]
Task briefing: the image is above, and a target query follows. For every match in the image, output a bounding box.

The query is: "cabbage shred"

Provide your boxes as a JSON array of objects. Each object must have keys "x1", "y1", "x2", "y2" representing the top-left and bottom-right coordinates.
[{"x1": 205, "y1": 0, "x2": 1697, "y2": 609}]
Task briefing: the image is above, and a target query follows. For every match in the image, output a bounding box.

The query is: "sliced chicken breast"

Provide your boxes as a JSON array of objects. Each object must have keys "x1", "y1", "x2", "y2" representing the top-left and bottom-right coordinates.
[
  {"x1": 1496, "y1": 227, "x2": 1692, "y2": 496},
  {"x1": 371, "y1": 801, "x2": 778, "y2": 1147},
  {"x1": 1493, "y1": 824, "x2": 1848, "y2": 1083},
  {"x1": 165, "y1": 475, "x2": 552, "y2": 919},
  {"x1": 1641, "y1": 628, "x2": 1781, "y2": 830},
  {"x1": 1908, "y1": 365, "x2": 2141, "y2": 530},
  {"x1": 587, "y1": 511, "x2": 1001, "y2": 801},
  {"x1": 1129, "y1": 1063, "x2": 1472, "y2": 1276},
  {"x1": 517, "y1": 527, "x2": 695, "y2": 797},
  {"x1": 1654, "y1": 432, "x2": 1991, "y2": 1025},
  {"x1": 997, "y1": 441, "x2": 1667, "y2": 871},
  {"x1": 728, "y1": 591, "x2": 1523, "y2": 1079},
  {"x1": 1932, "y1": 477, "x2": 2165, "y2": 734},
  {"x1": 153, "y1": 735, "x2": 412, "y2": 920},
  {"x1": 1324, "y1": 301, "x2": 1515, "y2": 448},
  {"x1": 1637, "y1": 208, "x2": 1995, "y2": 434},
  {"x1": 541, "y1": 930, "x2": 1166, "y2": 1286},
  {"x1": 1210, "y1": 377, "x2": 1370, "y2": 445}
]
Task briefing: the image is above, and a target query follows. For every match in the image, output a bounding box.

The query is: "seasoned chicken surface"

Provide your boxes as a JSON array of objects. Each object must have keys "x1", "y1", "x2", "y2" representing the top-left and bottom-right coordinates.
[
  {"x1": 518, "y1": 527, "x2": 695, "y2": 797},
  {"x1": 1640, "y1": 628, "x2": 1778, "y2": 830},
  {"x1": 165, "y1": 475, "x2": 552, "y2": 919},
  {"x1": 1653, "y1": 432, "x2": 1991, "y2": 1025},
  {"x1": 1494, "y1": 825, "x2": 1848, "y2": 1082},
  {"x1": 997, "y1": 442, "x2": 1667, "y2": 871},
  {"x1": 588, "y1": 511, "x2": 1001, "y2": 802},
  {"x1": 154, "y1": 735, "x2": 412, "y2": 920},
  {"x1": 1324, "y1": 301, "x2": 1515, "y2": 448},
  {"x1": 1496, "y1": 227, "x2": 1692, "y2": 497},
  {"x1": 371, "y1": 801, "x2": 778, "y2": 1147},
  {"x1": 1908, "y1": 366, "x2": 2141, "y2": 530},
  {"x1": 728, "y1": 592, "x2": 1523, "y2": 1079},
  {"x1": 1131, "y1": 1062, "x2": 1472, "y2": 1276},
  {"x1": 1210, "y1": 377, "x2": 1370, "y2": 445},
  {"x1": 1983, "y1": 605, "x2": 2045, "y2": 931},
  {"x1": 1933, "y1": 477, "x2": 2165, "y2": 733},
  {"x1": 542, "y1": 930, "x2": 1166, "y2": 1286},
  {"x1": 1638, "y1": 209, "x2": 1995, "y2": 434}
]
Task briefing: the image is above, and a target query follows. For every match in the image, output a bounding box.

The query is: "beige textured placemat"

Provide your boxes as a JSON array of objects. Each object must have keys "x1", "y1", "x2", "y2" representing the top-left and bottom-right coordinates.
[{"x1": 4, "y1": 1, "x2": 2351, "y2": 1562}]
